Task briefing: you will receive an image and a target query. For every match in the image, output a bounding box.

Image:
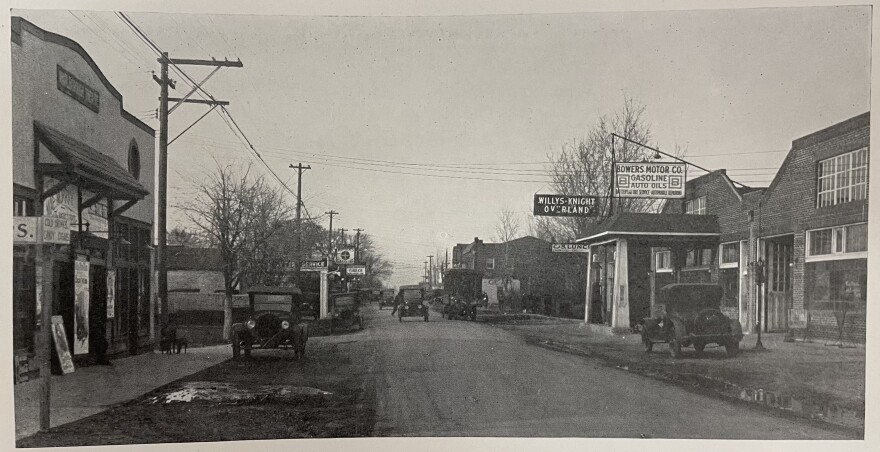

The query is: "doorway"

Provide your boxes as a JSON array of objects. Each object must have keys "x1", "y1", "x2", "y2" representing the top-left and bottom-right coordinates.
[
  {"x1": 89, "y1": 264, "x2": 107, "y2": 361},
  {"x1": 763, "y1": 235, "x2": 793, "y2": 332}
]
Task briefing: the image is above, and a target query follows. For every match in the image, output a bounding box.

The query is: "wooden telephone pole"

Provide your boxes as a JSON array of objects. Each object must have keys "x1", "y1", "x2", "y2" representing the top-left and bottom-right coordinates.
[
  {"x1": 325, "y1": 210, "x2": 338, "y2": 258},
  {"x1": 289, "y1": 164, "x2": 311, "y2": 280},
  {"x1": 155, "y1": 54, "x2": 242, "y2": 323}
]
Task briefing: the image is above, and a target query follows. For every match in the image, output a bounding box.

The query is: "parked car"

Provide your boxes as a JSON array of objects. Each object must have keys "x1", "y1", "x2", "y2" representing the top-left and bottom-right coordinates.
[
  {"x1": 641, "y1": 283, "x2": 743, "y2": 358},
  {"x1": 329, "y1": 292, "x2": 363, "y2": 332},
  {"x1": 444, "y1": 296, "x2": 477, "y2": 321},
  {"x1": 231, "y1": 286, "x2": 308, "y2": 360},
  {"x1": 397, "y1": 285, "x2": 429, "y2": 322},
  {"x1": 299, "y1": 292, "x2": 320, "y2": 320}
]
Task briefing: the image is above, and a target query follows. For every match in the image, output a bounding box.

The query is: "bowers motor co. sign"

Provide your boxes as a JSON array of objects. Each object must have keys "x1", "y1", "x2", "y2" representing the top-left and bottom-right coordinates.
[
  {"x1": 533, "y1": 195, "x2": 600, "y2": 217},
  {"x1": 614, "y1": 162, "x2": 686, "y2": 199}
]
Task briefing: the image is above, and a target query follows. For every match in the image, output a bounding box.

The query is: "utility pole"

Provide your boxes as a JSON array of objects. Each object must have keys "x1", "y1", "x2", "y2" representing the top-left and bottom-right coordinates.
[
  {"x1": 354, "y1": 228, "x2": 364, "y2": 262},
  {"x1": 424, "y1": 261, "x2": 429, "y2": 284},
  {"x1": 427, "y1": 255, "x2": 434, "y2": 287},
  {"x1": 155, "y1": 53, "x2": 241, "y2": 323},
  {"x1": 339, "y1": 228, "x2": 348, "y2": 245},
  {"x1": 290, "y1": 164, "x2": 311, "y2": 280},
  {"x1": 325, "y1": 210, "x2": 338, "y2": 258}
]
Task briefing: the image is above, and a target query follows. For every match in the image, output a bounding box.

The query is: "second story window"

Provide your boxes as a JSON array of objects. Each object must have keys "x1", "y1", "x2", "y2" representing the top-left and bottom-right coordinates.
[
  {"x1": 685, "y1": 196, "x2": 706, "y2": 215},
  {"x1": 485, "y1": 258, "x2": 495, "y2": 270},
  {"x1": 817, "y1": 147, "x2": 868, "y2": 208}
]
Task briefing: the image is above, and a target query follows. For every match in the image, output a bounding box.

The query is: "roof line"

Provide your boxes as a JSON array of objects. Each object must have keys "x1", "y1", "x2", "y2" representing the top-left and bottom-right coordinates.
[
  {"x1": 576, "y1": 231, "x2": 720, "y2": 243},
  {"x1": 12, "y1": 16, "x2": 155, "y2": 135}
]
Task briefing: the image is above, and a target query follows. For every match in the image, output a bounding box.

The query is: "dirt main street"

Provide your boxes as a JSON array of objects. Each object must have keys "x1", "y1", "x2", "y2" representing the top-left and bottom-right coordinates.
[{"x1": 19, "y1": 303, "x2": 855, "y2": 446}]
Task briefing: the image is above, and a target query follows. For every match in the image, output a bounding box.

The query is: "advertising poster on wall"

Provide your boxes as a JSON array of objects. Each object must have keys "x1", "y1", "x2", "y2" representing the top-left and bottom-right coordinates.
[
  {"x1": 74, "y1": 256, "x2": 90, "y2": 355},
  {"x1": 51, "y1": 315, "x2": 75, "y2": 374},
  {"x1": 107, "y1": 271, "x2": 116, "y2": 319}
]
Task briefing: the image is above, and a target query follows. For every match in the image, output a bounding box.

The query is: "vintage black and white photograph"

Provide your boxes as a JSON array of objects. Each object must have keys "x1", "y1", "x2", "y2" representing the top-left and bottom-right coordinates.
[{"x1": 4, "y1": 0, "x2": 876, "y2": 449}]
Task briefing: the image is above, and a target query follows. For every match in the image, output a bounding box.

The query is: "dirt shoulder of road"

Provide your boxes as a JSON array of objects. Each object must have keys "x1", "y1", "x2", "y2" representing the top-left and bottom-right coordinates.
[
  {"x1": 17, "y1": 337, "x2": 374, "y2": 447},
  {"x1": 483, "y1": 316, "x2": 865, "y2": 435}
]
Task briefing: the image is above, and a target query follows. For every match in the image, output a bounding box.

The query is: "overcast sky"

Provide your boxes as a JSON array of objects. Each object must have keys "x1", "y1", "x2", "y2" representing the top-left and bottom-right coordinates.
[{"x1": 14, "y1": 4, "x2": 871, "y2": 288}]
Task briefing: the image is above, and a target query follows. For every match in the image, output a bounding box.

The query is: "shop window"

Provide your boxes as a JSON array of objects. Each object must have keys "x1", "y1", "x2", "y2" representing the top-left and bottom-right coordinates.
[
  {"x1": 655, "y1": 250, "x2": 672, "y2": 272},
  {"x1": 686, "y1": 196, "x2": 706, "y2": 215},
  {"x1": 719, "y1": 242, "x2": 739, "y2": 268},
  {"x1": 805, "y1": 259, "x2": 867, "y2": 309},
  {"x1": 807, "y1": 223, "x2": 868, "y2": 260},
  {"x1": 685, "y1": 248, "x2": 712, "y2": 268},
  {"x1": 485, "y1": 258, "x2": 495, "y2": 270},
  {"x1": 817, "y1": 147, "x2": 868, "y2": 208}
]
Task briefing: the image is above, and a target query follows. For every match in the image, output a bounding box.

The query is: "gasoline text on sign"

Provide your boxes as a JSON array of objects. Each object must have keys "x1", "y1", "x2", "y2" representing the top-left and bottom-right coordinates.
[{"x1": 614, "y1": 162, "x2": 686, "y2": 199}]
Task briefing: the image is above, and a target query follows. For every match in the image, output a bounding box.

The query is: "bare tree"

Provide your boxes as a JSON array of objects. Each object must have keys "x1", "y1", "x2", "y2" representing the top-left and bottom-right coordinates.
[
  {"x1": 167, "y1": 227, "x2": 206, "y2": 247},
  {"x1": 539, "y1": 96, "x2": 673, "y2": 241},
  {"x1": 355, "y1": 234, "x2": 393, "y2": 289},
  {"x1": 176, "y1": 161, "x2": 292, "y2": 339}
]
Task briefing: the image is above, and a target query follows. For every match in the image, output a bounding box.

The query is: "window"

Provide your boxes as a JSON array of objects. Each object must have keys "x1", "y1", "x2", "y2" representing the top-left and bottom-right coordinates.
[
  {"x1": 655, "y1": 250, "x2": 672, "y2": 272},
  {"x1": 686, "y1": 248, "x2": 712, "y2": 268},
  {"x1": 128, "y1": 140, "x2": 140, "y2": 180},
  {"x1": 817, "y1": 147, "x2": 868, "y2": 207},
  {"x1": 13, "y1": 196, "x2": 33, "y2": 216},
  {"x1": 485, "y1": 258, "x2": 495, "y2": 270},
  {"x1": 806, "y1": 223, "x2": 868, "y2": 260},
  {"x1": 685, "y1": 196, "x2": 706, "y2": 215},
  {"x1": 720, "y1": 242, "x2": 739, "y2": 268}
]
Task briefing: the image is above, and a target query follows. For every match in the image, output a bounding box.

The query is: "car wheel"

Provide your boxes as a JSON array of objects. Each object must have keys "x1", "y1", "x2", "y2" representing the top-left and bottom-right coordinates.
[
  {"x1": 725, "y1": 339, "x2": 740, "y2": 357},
  {"x1": 669, "y1": 321, "x2": 683, "y2": 359},
  {"x1": 694, "y1": 341, "x2": 705, "y2": 357}
]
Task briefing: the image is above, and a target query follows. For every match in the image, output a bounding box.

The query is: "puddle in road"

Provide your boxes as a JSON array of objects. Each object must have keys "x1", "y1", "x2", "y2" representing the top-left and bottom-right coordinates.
[
  {"x1": 722, "y1": 385, "x2": 863, "y2": 431},
  {"x1": 144, "y1": 381, "x2": 332, "y2": 404}
]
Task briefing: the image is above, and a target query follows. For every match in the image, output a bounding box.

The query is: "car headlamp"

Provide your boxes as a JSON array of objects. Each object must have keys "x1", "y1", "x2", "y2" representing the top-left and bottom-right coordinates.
[
  {"x1": 281, "y1": 320, "x2": 290, "y2": 330},
  {"x1": 246, "y1": 319, "x2": 256, "y2": 329}
]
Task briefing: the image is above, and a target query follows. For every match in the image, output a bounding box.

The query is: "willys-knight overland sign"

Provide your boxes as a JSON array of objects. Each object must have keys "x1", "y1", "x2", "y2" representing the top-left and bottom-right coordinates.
[
  {"x1": 614, "y1": 162, "x2": 686, "y2": 199},
  {"x1": 533, "y1": 194, "x2": 600, "y2": 217}
]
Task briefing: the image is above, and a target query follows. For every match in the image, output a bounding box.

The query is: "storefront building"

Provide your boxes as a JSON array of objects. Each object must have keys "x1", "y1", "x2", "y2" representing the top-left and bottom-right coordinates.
[
  {"x1": 579, "y1": 112, "x2": 869, "y2": 342},
  {"x1": 12, "y1": 17, "x2": 156, "y2": 381}
]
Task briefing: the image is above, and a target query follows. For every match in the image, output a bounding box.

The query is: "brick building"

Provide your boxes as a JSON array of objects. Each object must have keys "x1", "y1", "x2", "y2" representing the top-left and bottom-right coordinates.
[
  {"x1": 578, "y1": 112, "x2": 869, "y2": 342},
  {"x1": 452, "y1": 236, "x2": 586, "y2": 316}
]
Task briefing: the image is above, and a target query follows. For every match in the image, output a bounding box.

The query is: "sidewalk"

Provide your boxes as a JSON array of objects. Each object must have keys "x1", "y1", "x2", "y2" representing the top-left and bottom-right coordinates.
[
  {"x1": 14, "y1": 345, "x2": 231, "y2": 440},
  {"x1": 485, "y1": 316, "x2": 866, "y2": 433}
]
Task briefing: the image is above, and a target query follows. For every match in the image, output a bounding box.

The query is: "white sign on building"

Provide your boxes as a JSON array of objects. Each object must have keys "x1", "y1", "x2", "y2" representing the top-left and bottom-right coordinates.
[
  {"x1": 42, "y1": 178, "x2": 108, "y2": 238},
  {"x1": 614, "y1": 162, "x2": 686, "y2": 199}
]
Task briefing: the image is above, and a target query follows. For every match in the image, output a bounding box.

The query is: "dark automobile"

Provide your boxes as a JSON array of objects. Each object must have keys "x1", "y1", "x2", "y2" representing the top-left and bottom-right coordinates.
[
  {"x1": 444, "y1": 296, "x2": 477, "y2": 321},
  {"x1": 231, "y1": 286, "x2": 308, "y2": 359},
  {"x1": 641, "y1": 283, "x2": 743, "y2": 358},
  {"x1": 397, "y1": 285, "x2": 429, "y2": 322},
  {"x1": 299, "y1": 292, "x2": 320, "y2": 320},
  {"x1": 329, "y1": 292, "x2": 363, "y2": 332},
  {"x1": 379, "y1": 289, "x2": 395, "y2": 310}
]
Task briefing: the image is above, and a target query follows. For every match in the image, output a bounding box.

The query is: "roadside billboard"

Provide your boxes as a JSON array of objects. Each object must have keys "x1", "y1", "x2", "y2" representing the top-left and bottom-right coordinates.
[
  {"x1": 614, "y1": 162, "x2": 686, "y2": 198},
  {"x1": 533, "y1": 194, "x2": 601, "y2": 216}
]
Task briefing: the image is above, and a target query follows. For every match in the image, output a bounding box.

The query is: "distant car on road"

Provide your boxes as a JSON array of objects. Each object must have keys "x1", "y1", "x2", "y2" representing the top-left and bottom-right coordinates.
[
  {"x1": 641, "y1": 283, "x2": 743, "y2": 358},
  {"x1": 329, "y1": 292, "x2": 363, "y2": 332},
  {"x1": 397, "y1": 285, "x2": 429, "y2": 322},
  {"x1": 231, "y1": 286, "x2": 308, "y2": 360}
]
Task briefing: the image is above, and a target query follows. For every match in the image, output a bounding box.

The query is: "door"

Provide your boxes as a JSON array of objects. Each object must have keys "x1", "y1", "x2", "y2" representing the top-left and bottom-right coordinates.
[
  {"x1": 89, "y1": 265, "x2": 107, "y2": 360},
  {"x1": 764, "y1": 236, "x2": 792, "y2": 332}
]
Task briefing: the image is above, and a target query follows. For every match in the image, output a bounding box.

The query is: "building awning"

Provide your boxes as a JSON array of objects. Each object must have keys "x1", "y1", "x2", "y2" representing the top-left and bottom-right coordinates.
[
  {"x1": 576, "y1": 213, "x2": 720, "y2": 245},
  {"x1": 35, "y1": 122, "x2": 149, "y2": 202}
]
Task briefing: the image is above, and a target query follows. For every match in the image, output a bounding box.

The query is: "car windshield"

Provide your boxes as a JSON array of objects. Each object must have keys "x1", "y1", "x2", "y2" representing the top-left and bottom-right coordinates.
[
  {"x1": 253, "y1": 294, "x2": 294, "y2": 312},
  {"x1": 402, "y1": 290, "x2": 422, "y2": 301},
  {"x1": 334, "y1": 296, "x2": 356, "y2": 307}
]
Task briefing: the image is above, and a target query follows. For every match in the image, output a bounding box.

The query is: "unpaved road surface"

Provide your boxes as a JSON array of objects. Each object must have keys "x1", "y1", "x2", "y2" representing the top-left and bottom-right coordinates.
[
  {"x1": 19, "y1": 304, "x2": 853, "y2": 446},
  {"x1": 359, "y1": 304, "x2": 851, "y2": 439}
]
